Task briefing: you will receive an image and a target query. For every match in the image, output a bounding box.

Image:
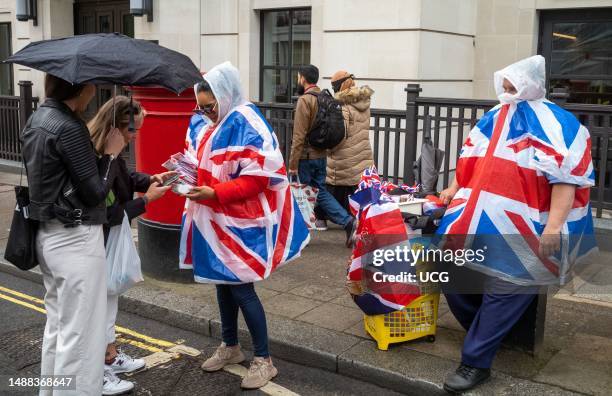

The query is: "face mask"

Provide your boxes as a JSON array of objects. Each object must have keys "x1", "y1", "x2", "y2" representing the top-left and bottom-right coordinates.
[
  {"x1": 498, "y1": 92, "x2": 518, "y2": 104},
  {"x1": 297, "y1": 84, "x2": 305, "y2": 96}
]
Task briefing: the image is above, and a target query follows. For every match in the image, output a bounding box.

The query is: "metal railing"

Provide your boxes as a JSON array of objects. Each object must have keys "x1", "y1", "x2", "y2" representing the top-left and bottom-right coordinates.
[
  {"x1": 1, "y1": 81, "x2": 609, "y2": 217},
  {"x1": 0, "y1": 81, "x2": 38, "y2": 163},
  {"x1": 255, "y1": 84, "x2": 612, "y2": 218}
]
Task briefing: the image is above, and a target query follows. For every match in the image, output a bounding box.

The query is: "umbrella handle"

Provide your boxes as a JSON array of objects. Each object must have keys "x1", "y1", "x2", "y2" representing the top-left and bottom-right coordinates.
[{"x1": 112, "y1": 85, "x2": 117, "y2": 129}]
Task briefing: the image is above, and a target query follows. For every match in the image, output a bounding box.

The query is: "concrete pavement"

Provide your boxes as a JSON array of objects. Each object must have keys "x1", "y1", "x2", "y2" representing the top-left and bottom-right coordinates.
[{"x1": 1, "y1": 170, "x2": 611, "y2": 395}]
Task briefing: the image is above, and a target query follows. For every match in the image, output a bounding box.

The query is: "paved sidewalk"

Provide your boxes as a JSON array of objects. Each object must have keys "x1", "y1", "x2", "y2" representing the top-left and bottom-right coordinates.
[{"x1": 1, "y1": 171, "x2": 611, "y2": 395}]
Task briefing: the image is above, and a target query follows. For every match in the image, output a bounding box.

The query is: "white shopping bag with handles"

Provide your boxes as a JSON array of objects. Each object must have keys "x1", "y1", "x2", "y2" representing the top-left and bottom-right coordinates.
[
  {"x1": 290, "y1": 175, "x2": 318, "y2": 229},
  {"x1": 106, "y1": 212, "x2": 143, "y2": 295}
]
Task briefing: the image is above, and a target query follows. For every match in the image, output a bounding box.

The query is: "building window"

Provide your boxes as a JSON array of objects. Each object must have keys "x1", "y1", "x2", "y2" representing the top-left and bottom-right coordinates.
[
  {"x1": 260, "y1": 8, "x2": 311, "y2": 103},
  {"x1": 0, "y1": 23, "x2": 13, "y2": 96},
  {"x1": 540, "y1": 9, "x2": 612, "y2": 104}
]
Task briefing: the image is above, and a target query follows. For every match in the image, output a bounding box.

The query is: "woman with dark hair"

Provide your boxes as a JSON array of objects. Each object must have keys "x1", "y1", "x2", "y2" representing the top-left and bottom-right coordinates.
[
  {"x1": 21, "y1": 74, "x2": 125, "y2": 395},
  {"x1": 180, "y1": 62, "x2": 309, "y2": 389},
  {"x1": 88, "y1": 95, "x2": 174, "y2": 395}
]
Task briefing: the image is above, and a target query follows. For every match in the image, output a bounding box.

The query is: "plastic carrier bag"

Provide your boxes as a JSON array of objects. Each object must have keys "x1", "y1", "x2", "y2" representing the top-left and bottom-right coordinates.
[
  {"x1": 106, "y1": 213, "x2": 143, "y2": 295},
  {"x1": 290, "y1": 175, "x2": 318, "y2": 229}
]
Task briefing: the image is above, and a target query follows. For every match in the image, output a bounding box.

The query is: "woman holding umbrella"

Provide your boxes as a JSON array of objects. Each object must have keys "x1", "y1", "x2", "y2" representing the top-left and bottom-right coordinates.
[
  {"x1": 6, "y1": 33, "x2": 209, "y2": 395},
  {"x1": 21, "y1": 74, "x2": 125, "y2": 396}
]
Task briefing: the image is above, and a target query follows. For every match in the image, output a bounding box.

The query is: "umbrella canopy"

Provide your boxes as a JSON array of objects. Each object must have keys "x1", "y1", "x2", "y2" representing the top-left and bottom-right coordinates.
[{"x1": 4, "y1": 33, "x2": 201, "y2": 94}]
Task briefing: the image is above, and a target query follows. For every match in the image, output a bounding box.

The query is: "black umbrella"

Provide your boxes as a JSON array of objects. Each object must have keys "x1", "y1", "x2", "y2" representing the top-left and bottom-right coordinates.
[
  {"x1": 4, "y1": 33, "x2": 201, "y2": 94},
  {"x1": 414, "y1": 115, "x2": 445, "y2": 195}
]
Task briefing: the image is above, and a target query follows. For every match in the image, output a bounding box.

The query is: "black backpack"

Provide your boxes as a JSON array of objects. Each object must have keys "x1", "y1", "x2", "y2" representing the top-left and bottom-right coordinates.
[{"x1": 306, "y1": 89, "x2": 346, "y2": 149}]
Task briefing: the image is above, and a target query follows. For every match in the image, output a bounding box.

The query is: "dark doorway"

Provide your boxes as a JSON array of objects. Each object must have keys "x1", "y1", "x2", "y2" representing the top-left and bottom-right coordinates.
[
  {"x1": 539, "y1": 8, "x2": 612, "y2": 104},
  {"x1": 74, "y1": 0, "x2": 135, "y2": 168},
  {"x1": 74, "y1": 0, "x2": 134, "y2": 118}
]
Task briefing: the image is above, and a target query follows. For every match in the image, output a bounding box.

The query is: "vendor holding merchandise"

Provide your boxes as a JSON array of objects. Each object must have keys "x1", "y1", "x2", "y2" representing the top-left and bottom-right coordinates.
[
  {"x1": 175, "y1": 62, "x2": 310, "y2": 389},
  {"x1": 436, "y1": 55, "x2": 596, "y2": 393}
]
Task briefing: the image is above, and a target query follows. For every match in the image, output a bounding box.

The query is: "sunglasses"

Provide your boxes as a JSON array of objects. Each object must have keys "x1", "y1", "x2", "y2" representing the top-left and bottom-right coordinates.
[
  {"x1": 331, "y1": 74, "x2": 355, "y2": 93},
  {"x1": 193, "y1": 101, "x2": 218, "y2": 116}
]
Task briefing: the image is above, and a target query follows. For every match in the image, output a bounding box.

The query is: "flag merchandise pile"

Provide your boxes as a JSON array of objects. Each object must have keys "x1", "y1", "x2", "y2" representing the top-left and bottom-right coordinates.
[
  {"x1": 163, "y1": 151, "x2": 198, "y2": 194},
  {"x1": 347, "y1": 167, "x2": 421, "y2": 314}
]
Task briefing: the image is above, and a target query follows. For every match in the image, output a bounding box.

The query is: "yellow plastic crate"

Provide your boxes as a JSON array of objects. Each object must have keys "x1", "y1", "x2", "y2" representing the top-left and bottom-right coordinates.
[
  {"x1": 363, "y1": 243, "x2": 440, "y2": 350},
  {"x1": 364, "y1": 293, "x2": 440, "y2": 350}
]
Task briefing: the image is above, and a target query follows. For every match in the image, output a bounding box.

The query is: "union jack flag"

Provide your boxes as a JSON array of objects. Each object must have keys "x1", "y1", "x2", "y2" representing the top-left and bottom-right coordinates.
[
  {"x1": 180, "y1": 103, "x2": 310, "y2": 283},
  {"x1": 180, "y1": 113, "x2": 209, "y2": 270},
  {"x1": 437, "y1": 100, "x2": 596, "y2": 285}
]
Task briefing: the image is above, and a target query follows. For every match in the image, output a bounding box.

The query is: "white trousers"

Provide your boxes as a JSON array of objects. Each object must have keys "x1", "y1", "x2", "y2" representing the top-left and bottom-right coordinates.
[
  {"x1": 37, "y1": 220, "x2": 107, "y2": 396},
  {"x1": 106, "y1": 294, "x2": 118, "y2": 344}
]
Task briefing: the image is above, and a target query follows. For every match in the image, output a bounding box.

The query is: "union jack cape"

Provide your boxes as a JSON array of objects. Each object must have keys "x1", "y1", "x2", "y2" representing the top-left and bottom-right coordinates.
[
  {"x1": 437, "y1": 56, "x2": 597, "y2": 285},
  {"x1": 179, "y1": 62, "x2": 310, "y2": 283},
  {"x1": 179, "y1": 112, "x2": 209, "y2": 270}
]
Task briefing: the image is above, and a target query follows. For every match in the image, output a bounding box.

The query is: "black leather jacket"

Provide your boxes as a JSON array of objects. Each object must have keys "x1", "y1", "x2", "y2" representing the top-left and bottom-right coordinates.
[{"x1": 20, "y1": 98, "x2": 116, "y2": 226}]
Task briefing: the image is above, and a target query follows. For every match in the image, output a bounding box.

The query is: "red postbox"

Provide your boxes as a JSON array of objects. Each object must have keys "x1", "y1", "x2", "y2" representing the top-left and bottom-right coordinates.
[{"x1": 130, "y1": 86, "x2": 195, "y2": 280}]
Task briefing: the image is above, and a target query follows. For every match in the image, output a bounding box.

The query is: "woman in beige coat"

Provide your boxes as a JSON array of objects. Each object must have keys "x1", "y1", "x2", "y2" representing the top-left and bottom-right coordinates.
[{"x1": 314, "y1": 71, "x2": 374, "y2": 230}]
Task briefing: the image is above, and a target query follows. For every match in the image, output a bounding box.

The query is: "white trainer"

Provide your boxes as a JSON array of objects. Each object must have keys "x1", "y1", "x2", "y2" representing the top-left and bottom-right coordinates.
[
  {"x1": 107, "y1": 350, "x2": 146, "y2": 374},
  {"x1": 102, "y1": 368, "x2": 134, "y2": 396}
]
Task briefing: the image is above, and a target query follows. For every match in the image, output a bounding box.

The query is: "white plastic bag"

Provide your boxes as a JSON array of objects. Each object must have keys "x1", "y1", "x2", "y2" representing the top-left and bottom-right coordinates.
[
  {"x1": 290, "y1": 176, "x2": 318, "y2": 229},
  {"x1": 106, "y1": 213, "x2": 143, "y2": 295}
]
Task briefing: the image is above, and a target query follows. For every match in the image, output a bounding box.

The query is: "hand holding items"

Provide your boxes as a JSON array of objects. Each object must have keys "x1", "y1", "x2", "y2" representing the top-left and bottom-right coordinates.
[{"x1": 162, "y1": 150, "x2": 199, "y2": 195}]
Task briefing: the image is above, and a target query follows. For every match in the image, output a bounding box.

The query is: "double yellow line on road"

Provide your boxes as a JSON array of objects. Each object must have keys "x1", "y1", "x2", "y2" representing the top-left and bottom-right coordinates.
[
  {"x1": 0, "y1": 285, "x2": 175, "y2": 353},
  {"x1": 0, "y1": 284, "x2": 301, "y2": 395}
]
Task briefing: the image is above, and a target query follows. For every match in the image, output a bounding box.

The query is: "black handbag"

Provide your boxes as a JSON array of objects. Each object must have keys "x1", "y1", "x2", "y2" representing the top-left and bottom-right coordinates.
[{"x1": 4, "y1": 167, "x2": 39, "y2": 270}]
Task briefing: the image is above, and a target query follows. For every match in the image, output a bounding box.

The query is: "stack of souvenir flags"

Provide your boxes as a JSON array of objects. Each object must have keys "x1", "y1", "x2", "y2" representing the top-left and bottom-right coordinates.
[
  {"x1": 347, "y1": 166, "x2": 421, "y2": 314},
  {"x1": 163, "y1": 151, "x2": 198, "y2": 194}
]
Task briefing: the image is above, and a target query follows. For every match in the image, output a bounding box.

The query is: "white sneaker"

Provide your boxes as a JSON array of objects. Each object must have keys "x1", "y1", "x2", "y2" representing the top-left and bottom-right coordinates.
[
  {"x1": 103, "y1": 368, "x2": 134, "y2": 396},
  {"x1": 314, "y1": 219, "x2": 328, "y2": 231},
  {"x1": 107, "y1": 350, "x2": 146, "y2": 374}
]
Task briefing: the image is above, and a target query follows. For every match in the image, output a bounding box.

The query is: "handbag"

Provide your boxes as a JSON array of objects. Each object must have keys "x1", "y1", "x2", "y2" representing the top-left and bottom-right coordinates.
[{"x1": 4, "y1": 164, "x2": 39, "y2": 270}]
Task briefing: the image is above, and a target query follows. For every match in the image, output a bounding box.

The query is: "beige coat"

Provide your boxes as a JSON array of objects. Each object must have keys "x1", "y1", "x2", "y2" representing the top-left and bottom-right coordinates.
[
  {"x1": 326, "y1": 86, "x2": 375, "y2": 186},
  {"x1": 288, "y1": 86, "x2": 326, "y2": 170}
]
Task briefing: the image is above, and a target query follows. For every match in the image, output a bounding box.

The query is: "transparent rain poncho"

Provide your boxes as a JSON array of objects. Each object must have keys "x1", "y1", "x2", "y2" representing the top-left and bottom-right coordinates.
[
  {"x1": 203, "y1": 61, "x2": 248, "y2": 122},
  {"x1": 436, "y1": 55, "x2": 596, "y2": 286}
]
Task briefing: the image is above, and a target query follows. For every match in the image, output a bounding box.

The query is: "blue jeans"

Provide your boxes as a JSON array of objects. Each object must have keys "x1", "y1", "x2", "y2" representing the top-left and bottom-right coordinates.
[
  {"x1": 216, "y1": 283, "x2": 269, "y2": 357},
  {"x1": 298, "y1": 158, "x2": 352, "y2": 227}
]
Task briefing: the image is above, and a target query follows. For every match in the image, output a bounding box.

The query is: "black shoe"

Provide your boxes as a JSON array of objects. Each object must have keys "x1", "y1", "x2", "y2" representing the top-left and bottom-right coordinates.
[
  {"x1": 443, "y1": 363, "x2": 490, "y2": 393},
  {"x1": 344, "y1": 218, "x2": 356, "y2": 248}
]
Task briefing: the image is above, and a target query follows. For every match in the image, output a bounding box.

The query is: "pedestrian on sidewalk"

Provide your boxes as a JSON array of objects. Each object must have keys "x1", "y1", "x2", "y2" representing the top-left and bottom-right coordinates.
[
  {"x1": 20, "y1": 74, "x2": 125, "y2": 396},
  {"x1": 180, "y1": 62, "x2": 310, "y2": 390},
  {"x1": 314, "y1": 70, "x2": 374, "y2": 231},
  {"x1": 288, "y1": 64, "x2": 356, "y2": 246},
  {"x1": 437, "y1": 55, "x2": 596, "y2": 393},
  {"x1": 88, "y1": 95, "x2": 174, "y2": 395}
]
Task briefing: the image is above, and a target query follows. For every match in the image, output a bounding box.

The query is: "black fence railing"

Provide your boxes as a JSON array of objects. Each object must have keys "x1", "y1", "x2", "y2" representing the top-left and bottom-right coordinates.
[
  {"x1": 0, "y1": 81, "x2": 38, "y2": 164},
  {"x1": 1, "y1": 81, "x2": 610, "y2": 217},
  {"x1": 255, "y1": 84, "x2": 612, "y2": 218}
]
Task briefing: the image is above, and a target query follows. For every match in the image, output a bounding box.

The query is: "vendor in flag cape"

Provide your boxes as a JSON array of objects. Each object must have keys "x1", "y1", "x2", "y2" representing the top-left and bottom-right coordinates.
[
  {"x1": 180, "y1": 62, "x2": 310, "y2": 389},
  {"x1": 437, "y1": 55, "x2": 596, "y2": 393}
]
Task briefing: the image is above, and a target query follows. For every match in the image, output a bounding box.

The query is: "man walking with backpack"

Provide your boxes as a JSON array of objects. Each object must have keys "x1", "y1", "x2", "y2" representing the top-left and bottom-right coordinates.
[{"x1": 288, "y1": 64, "x2": 355, "y2": 247}]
